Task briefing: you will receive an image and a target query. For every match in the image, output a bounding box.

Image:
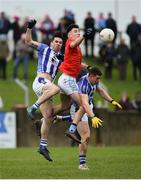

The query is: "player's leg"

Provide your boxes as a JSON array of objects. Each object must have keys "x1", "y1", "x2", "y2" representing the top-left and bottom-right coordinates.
[
  {"x1": 38, "y1": 100, "x2": 54, "y2": 161},
  {"x1": 58, "y1": 74, "x2": 84, "y2": 143},
  {"x1": 27, "y1": 77, "x2": 60, "y2": 119},
  {"x1": 34, "y1": 92, "x2": 71, "y2": 137},
  {"x1": 77, "y1": 117, "x2": 90, "y2": 170},
  {"x1": 37, "y1": 83, "x2": 60, "y2": 107},
  {"x1": 77, "y1": 102, "x2": 93, "y2": 170},
  {"x1": 65, "y1": 93, "x2": 84, "y2": 143},
  {"x1": 34, "y1": 93, "x2": 71, "y2": 137},
  {"x1": 34, "y1": 118, "x2": 43, "y2": 137},
  {"x1": 53, "y1": 93, "x2": 71, "y2": 115},
  {"x1": 58, "y1": 73, "x2": 84, "y2": 125},
  {"x1": 67, "y1": 92, "x2": 85, "y2": 139}
]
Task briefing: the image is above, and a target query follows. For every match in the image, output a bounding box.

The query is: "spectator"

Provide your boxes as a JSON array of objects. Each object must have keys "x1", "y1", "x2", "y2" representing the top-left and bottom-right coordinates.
[
  {"x1": 0, "y1": 36, "x2": 9, "y2": 80},
  {"x1": 130, "y1": 37, "x2": 141, "y2": 81},
  {"x1": 132, "y1": 92, "x2": 141, "y2": 111},
  {"x1": 13, "y1": 33, "x2": 30, "y2": 81},
  {"x1": 99, "y1": 42, "x2": 116, "y2": 80},
  {"x1": 83, "y1": 11, "x2": 96, "y2": 57},
  {"x1": 126, "y1": 15, "x2": 141, "y2": 49},
  {"x1": 63, "y1": 9, "x2": 75, "y2": 28},
  {"x1": 0, "y1": 11, "x2": 11, "y2": 40},
  {"x1": 38, "y1": 14, "x2": 55, "y2": 45},
  {"x1": 57, "y1": 17, "x2": 67, "y2": 53},
  {"x1": 11, "y1": 16, "x2": 21, "y2": 59},
  {"x1": 116, "y1": 38, "x2": 129, "y2": 81},
  {"x1": 105, "y1": 12, "x2": 117, "y2": 44},
  {"x1": 96, "y1": 12, "x2": 106, "y2": 31},
  {"x1": 116, "y1": 92, "x2": 133, "y2": 110}
]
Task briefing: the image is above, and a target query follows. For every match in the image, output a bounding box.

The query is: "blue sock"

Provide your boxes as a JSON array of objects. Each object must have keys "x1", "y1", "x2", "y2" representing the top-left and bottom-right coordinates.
[
  {"x1": 40, "y1": 138, "x2": 48, "y2": 147},
  {"x1": 62, "y1": 115, "x2": 72, "y2": 122},
  {"x1": 69, "y1": 123, "x2": 77, "y2": 133},
  {"x1": 79, "y1": 155, "x2": 86, "y2": 165},
  {"x1": 32, "y1": 102, "x2": 40, "y2": 111}
]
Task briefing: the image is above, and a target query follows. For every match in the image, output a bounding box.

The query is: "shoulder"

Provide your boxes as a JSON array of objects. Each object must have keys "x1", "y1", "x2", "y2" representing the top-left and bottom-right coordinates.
[
  {"x1": 66, "y1": 38, "x2": 74, "y2": 45},
  {"x1": 37, "y1": 43, "x2": 50, "y2": 51},
  {"x1": 78, "y1": 75, "x2": 88, "y2": 87}
]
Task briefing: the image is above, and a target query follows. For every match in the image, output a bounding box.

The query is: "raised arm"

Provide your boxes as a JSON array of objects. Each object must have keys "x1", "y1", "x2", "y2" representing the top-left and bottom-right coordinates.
[
  {"x1": 70, "y1": 28, "x2": 93, "y2": 48},
  {"x1": 25, "y1": 19, "x2": 39, "y2": 49},
  {"x1": 70, "y1": 36, "x2": 84, "y2": 48}
]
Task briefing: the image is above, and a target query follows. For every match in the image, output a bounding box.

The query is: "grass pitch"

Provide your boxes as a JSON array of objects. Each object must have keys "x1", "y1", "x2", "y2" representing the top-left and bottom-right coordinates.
[{"x1": 0, "y1": 146, "x2": 141, "y2": 179}]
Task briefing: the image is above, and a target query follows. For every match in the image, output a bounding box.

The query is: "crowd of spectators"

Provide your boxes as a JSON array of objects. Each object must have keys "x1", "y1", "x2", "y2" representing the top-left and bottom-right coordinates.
[
  {"x1": 0, "y1": 10, "x2": 141, "y2": 83},
  {"x1": 0, "y1": 10, "x2": 141, "y2": 112}
]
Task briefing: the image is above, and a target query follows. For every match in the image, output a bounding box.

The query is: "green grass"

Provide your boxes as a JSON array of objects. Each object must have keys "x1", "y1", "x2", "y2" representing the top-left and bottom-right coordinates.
[
  {"x1": 0, "y1": 57, "x2": 141, "y2": 111},
  {"x1": 0, "y1": 146, "x2": 141, "y2": 179}
]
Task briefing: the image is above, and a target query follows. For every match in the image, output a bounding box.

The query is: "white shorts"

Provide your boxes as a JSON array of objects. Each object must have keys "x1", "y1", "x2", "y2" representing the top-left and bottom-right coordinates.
[
  {"x1": 70, "y1": 103, "x2": 93, "y2": 122},
  {"x1": 32, "y1": 77, "x2": 52, "y2": 97},
  {"x1": 58, "y1": 73, "x2": 79, "y2": 95}
]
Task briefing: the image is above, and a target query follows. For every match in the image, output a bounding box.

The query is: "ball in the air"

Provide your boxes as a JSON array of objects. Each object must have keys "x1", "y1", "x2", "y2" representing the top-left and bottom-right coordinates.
[{"x1": 99, "y1": 28, "x2": 115, "y2": 42}]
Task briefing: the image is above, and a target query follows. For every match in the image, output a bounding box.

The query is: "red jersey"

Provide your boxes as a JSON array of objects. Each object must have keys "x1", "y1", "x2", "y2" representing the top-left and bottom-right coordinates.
[{"x1": 59, "y1": 38, "x2": 82, "y2": 78}]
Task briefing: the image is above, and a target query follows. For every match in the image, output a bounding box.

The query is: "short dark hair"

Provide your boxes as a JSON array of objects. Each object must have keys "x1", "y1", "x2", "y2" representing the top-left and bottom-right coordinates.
[
  {"x1": 88, "y1": 67, "x2": 102, "y2": 76},
  {"x1": 66, "y1": 24, "x2": 79, "y2": 34},
  {"x1": 52, "y1": 31, "x2": 63, "y2": 40}
]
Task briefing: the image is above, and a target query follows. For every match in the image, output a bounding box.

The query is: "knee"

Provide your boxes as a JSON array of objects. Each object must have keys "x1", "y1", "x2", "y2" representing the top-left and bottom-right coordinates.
[
  {"x1": 42, "y1": 110, "x2": 54, "y2": 120},
  {"x1": 84, "y1": 132, "x2": 90, "y2": 141},
  {"x1": 52, "y1": 87, "x2": 60, "y2": 95},
  {"x1": 81, "y1": 133, "x2": 90, "y2": 144},
  {"x1": 85, "y1": 136, "x2": 90, "y2": 143},
  {"x1": 43, "y1": 116, "x2": 53, "y2": 126}
]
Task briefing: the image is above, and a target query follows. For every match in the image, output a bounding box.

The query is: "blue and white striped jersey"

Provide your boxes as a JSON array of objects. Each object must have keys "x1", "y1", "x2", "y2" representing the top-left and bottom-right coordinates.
[
  {"x1": 72, "y1": 74, "x2": 99, "y2": 109},
  {"x1": 78, "y1": 74, "x2": 99, "y2": 102},
  {"x1": 36, "y1": 43, "x2": 63, "y2": 80}
]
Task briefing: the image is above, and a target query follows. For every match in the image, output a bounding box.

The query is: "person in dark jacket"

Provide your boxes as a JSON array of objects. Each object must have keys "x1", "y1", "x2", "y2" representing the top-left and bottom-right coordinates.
[
  {"x1": 126, "y1": 15, "x2": 141, "y2": 49},
  {"x1": 0, "y1": 11, "x2": 11, "y2": 37},
  {"x1": 11, "y1": 16, "x2": 21, "y2": 59},
  {"x1": 106, "y1": 12, "x2": 117, "y2": 44},
  {"x1": 130, "y1": 37, "x2": 141, "y2": 81},
  {"x1": 99, "y1": 42, "x2": 116, "y2": 80},
  {"x1": 116, "y1": 38, "x2": 129, "y2": 80},
  {"x1": 0, "y1": 38, "x2": 9, "y2": 80},
  {"x1": 84, "y1": 12, "x2": 96, "y2": 57}
]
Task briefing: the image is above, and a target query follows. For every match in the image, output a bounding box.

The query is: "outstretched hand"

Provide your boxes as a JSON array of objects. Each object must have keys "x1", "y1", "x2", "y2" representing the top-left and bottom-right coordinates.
[
  {"x1": 27, "y1": 19, "x2": 37, "y2": 29},
  {"x1": 91, "y1": 116, "x2": 103, "y2": 128},
  {"x1": 111, "y1": 100, "x2": 122, "y2": 109}
]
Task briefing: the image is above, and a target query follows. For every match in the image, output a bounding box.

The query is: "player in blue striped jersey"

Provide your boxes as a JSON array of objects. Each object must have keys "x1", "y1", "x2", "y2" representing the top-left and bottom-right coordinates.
[
  {"x1": 55, "y1": 67, "x2": 122, "y2": 170},
  {"x1": 25, "y1": 19, "x2": 64, "y2": 161},
  {"x1": 66, "y1": 66, "x2": 123, "y2": 143}
]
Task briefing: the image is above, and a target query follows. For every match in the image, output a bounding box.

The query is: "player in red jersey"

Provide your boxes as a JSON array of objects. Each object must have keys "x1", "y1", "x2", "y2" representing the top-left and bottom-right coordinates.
[
  {"x1": 59, "y1": 24, "x2": 83, "y2": 78},
  {"x1": 57, "y1": 24, "x2": 102, "y2": 143}
]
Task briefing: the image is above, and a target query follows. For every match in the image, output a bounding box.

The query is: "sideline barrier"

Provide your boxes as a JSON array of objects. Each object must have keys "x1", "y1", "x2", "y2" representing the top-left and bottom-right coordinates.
[{"x1": 12, "y1": 107, "x2": 141, "y2": 147}]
